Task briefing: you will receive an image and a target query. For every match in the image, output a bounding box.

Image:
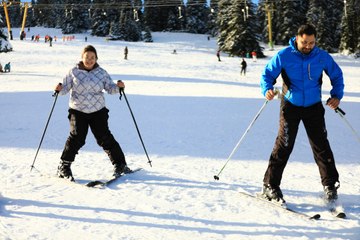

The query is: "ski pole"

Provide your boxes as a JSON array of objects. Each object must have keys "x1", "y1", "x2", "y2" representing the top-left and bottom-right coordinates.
[
  {"x1": 333, "y1": 106, "x2": 360, "y2": 143},
  {"x1": 214, "y1": 100, "x2": 269, "y2": 180},
  {"x1": 118, "y1": 82, "x2": 152, "y2": 167},
  {"x1": 30, "y1": 83, "x2": 61, "y2": 172}
]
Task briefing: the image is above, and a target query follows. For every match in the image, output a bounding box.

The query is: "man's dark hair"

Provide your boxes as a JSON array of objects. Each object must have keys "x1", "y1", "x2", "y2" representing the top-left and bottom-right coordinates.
[{"x1": 297, "y1": 24, "x2": 317, "y2": 37}]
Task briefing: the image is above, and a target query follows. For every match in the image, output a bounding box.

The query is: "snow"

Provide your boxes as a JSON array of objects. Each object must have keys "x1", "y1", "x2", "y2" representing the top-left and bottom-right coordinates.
[{"x1": 0, "y1": 27, "x2": 359, "y2": 240}]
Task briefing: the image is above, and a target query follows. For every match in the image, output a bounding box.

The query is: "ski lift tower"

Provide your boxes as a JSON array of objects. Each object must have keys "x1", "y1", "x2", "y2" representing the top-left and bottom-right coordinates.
[{"x1": 1, "y1": 0, "x2": 13, "y2": 40}]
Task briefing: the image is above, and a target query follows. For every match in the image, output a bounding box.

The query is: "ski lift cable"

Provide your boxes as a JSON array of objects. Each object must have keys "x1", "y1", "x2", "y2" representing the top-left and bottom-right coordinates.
[{"x1": 0, "y1": 0, "x2": 214, "y2": 11}]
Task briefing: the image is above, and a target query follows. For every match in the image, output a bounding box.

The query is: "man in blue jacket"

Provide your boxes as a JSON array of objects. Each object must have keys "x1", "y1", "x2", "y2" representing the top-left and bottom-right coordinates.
[{"x1": 260, "y1": 24, "x2": 344, "y2": 204}]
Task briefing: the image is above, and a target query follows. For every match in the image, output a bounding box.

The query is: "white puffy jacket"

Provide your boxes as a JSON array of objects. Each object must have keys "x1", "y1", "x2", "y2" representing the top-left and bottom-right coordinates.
[{"x1": 60, "y1": 62, "x2": 119, "y2": 113}]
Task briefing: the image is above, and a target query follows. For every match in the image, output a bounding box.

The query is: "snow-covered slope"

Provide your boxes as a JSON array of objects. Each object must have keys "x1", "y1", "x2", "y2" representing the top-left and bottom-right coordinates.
[{"x1": 0, "y1": 27, "x2": 359, "y2": 240}]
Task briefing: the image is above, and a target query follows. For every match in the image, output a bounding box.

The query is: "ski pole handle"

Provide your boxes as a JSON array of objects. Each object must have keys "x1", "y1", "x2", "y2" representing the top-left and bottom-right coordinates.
[
  {"x1": 53, "y1": 83, "x2": 62, "y2": 97},
  {"x1": 335, "y1": 107, "x2": 346, "y2": 116},
  {"x1": 326, "y1": 98, "x2": 345, "y2": 115}
]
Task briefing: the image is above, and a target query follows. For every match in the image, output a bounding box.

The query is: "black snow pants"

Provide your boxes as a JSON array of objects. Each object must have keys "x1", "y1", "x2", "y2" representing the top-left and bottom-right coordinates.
[
  {"x1": 60, "y1": 108, "x2": 126, "y2": 167},
  {"x1": 263, "y1": 100, "x2": 339, "y2": 187}
]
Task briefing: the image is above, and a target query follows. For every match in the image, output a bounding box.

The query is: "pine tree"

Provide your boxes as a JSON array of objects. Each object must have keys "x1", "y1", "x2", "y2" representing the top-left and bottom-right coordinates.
[
  {"x1": 0, "y1": 15, "x2": 13, "y2": 52},
  {"x1": 143, "y1": 0, "x2": 165, "y2": 31},
  {"x1": 217, "y1": 0, "x2": 233, "y2": 50},
  {"x1": 32, "y1": 0, "x2": 59, "y2": 28},
  {"x1": 61, "y1": 0, "x2": 91, "y2": 34},
  {"x1": 218, "y1": 0, "x2": 263, "y2": 57},
  {"x1": 186, "y1": 0, "x2": 210, "y2": 34},
  {"x1": 90, "y1": 0, "x2": 110, "y2": 37},
  {"x1": 143, "y1": 26, "x2": 153, "y2": 42},
  {"x1": 124, "y1": 16, "x2": 142, "y2": 42},
  {"x1": 277, "y1": 0, "x2": 307, "y2": 45},
  {"x1": 207, "y1": 2, "x2": 218, "y2": 37},
  {"x1": 256, "y1": 0, "x2": 267, "y2": 43},
  {"x1": 6, "y1": 0, "x2": 22, "y2": 28},
  {"x1": 108, "y1": 9, "x2": 142, "y2": 42},
  {"x1": 340, "y1": 0, "x2": 360, "y2": 54},
  {"x1": 144, "y1": 0, "x2": 183, "y2": 31},
  {"x1": 166, "y1": 4, "x2": 183, "y2": 31},
  {"x1": 307, "y1": 0, "x2": 342, "y2": 53}
]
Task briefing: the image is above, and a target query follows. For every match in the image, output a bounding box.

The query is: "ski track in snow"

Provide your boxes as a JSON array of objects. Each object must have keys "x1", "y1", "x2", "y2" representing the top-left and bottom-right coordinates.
[{"x1": 0, "y1": 27, "x2": 359, "y2": 240}]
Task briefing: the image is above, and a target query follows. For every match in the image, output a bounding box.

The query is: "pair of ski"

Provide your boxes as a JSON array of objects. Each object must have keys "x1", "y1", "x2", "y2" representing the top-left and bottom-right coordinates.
[
  {"x1": 82, "y1": 168, "x2": 142, "y2": 188},
  {"x1": 239, "y1": 191, "x2": 346, "y2": 220}
]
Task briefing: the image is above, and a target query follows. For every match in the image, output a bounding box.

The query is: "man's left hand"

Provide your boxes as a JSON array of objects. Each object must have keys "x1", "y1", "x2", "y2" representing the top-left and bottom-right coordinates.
[{"x1": 327, "y1": 97, "x2": 340, "y2": 110}]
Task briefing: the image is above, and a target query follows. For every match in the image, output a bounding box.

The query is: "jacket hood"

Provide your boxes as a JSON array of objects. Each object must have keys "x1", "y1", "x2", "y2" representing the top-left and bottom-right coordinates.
[{"x1": 77, "y1": 61, "x2": 99, "y2": 71}]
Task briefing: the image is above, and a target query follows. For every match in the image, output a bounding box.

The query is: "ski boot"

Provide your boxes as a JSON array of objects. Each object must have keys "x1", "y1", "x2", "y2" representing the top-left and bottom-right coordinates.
[
  {"x1": 57, "y1": 160, "x2": 74, "y2": 182},
  {"x1": 113, "y1": 164, "x2": 132, "y2": 177},
  {"x1": 324, "y1": 184, "x2": 338, "y2": 202},
  {"x1": 262, "y1": 184, "x2": 286, "y2": 204}
]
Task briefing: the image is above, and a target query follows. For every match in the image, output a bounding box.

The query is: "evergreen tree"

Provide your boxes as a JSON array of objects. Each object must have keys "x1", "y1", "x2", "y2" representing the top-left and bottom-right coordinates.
[
  {"x1": 340, "y1": 0, "x2": 360, "y2": 54},
  {"x1": 218, "y1": 0, "x2": 263, "y2": 57},
  {"x1": 277, "y1": 0, "x2": 307, "y2": 45},
  {"x1": 143, "y1": 0, "x2": 165, "y2": 31},
  {"x1": 61, "y1": 0, "x2": 91, "y2": 34},
  {"x1": 124, "y1": 15, "x2": 142, "y2": 42},
  {"x1": 185, "y1": 0, "x2": 210, "y2": 34},
  {"x1": 27, "y1": 0, "x2": 37, "y2": 27},
  {"x1": 0, "y1": 15, "x2": 13, "y2": 52},
  {"x1": 109, "y1": 9, "x2": 142, "y2": 42},
  {"x1": 256, "y1": 0, "x2": 267, "y2": 43},
  {"x1": 207, "y1": 2, "x2": 218, "y2": 37},
  {"x1": 217, "y1": 0, "x2": 232, "y2": 50},
  {"x1": 109, "y1": 18, "x2": 123, "y2": 40},
  {"x1": 143, "y1": 26, "x2": 153, "y2": 42},
  {"x1": 166, "y1": 9, "x2": 183, "y2": 31},
  {"x1": 91, "y1": 0, "x2": 110, "y2": 37},
  {"x1": 32, "y1": 0, "x2": 59, "y2": 28},
  {"x1": 10, "y1": 1, "x2": 22, "y2": 27},
  {"x1": 166, "y1": 5, "x2": 183, "y2": 31},
  {"x1": 144, "y1": 0, "x2": 183, "y2": 31},
  {"x1": 307, "y1": 0, "x2": 342, "y2": 52}
]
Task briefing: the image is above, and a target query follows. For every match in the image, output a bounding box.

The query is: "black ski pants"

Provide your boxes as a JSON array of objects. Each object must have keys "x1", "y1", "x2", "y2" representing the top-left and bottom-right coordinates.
[
  {"x1": 61, "y1": 108, "x2": 126, "y2": 167},
  {"x1": 263, "y1": 100, "x2": 339, "y2": 187}
]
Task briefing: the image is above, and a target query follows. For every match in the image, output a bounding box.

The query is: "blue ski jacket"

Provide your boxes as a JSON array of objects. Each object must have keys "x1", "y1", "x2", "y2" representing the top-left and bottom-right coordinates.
[{"x1": 260, "y1": 37, "x2": 344, "y2": 107}]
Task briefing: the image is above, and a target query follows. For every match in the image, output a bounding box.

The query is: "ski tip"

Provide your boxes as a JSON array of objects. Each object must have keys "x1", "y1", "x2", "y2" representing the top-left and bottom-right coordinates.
[
  {"x1": 310, "y1": 214, "x2": 321, "y2": 220},
  {"x1": 336, "y1": 212, "x2": 346, "y2": 219},
  {"x1": 85, "y1": 180, "x2": 104, "y2": 187}
]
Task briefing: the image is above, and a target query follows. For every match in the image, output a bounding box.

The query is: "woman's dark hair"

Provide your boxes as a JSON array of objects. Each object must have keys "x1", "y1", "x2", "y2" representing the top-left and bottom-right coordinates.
[
  {"x1": 82, "y1": 45, "x2": 98, "y2": 59},
  {"x1": 297, "y1": 24, "x2": 317, "y2": 37}
]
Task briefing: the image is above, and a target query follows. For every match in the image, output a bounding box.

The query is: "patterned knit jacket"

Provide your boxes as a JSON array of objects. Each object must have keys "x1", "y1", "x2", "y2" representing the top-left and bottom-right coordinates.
[{"x1": 59, "y1": 62, "x2": 120, "y2": 113}]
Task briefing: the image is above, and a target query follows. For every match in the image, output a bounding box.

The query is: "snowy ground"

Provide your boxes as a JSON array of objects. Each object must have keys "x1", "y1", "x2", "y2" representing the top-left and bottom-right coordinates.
[{"x1": 0, "y1": 27, "x2": 359, "y2": 240}]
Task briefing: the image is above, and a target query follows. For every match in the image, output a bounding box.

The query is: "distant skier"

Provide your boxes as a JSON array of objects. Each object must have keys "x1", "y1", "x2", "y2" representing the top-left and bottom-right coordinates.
[
  {"x1": 0, "y1": 63, "x2": 3, "y2": 73},
  {"x1": 124, "y1": 46, "x2": 128, "y2": 60},
  {"x1": 49, "y1": 36, "x2": 53, "y2": 47},
  {"x1": 240, "y1": 58, "x2": 247, "y2": 76},
  {"x1": 251, "y1": 51, "x2": 257, "y2": 62},
  {"x1": 216, "y1": 49, "x2": 221, "y2": 62}
]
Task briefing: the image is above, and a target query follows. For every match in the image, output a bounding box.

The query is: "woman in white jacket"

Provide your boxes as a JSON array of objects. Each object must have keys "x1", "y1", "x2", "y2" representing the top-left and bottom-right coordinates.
[{"x1": 54, "y1": 45, "x2": 131, "y2": 181}]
